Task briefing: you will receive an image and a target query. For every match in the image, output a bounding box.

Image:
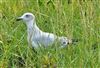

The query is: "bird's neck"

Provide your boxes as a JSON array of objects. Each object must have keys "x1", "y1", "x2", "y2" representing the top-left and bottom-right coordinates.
[
  {"x1": 26, "y1": 19, "x2": 41, "y2": 38},
  {"x1": 26, "y1": 19, "x2": 42, "y2": 45},
  {"x1": 26, "y1": 20, "x2": 39, "y2": 31}
]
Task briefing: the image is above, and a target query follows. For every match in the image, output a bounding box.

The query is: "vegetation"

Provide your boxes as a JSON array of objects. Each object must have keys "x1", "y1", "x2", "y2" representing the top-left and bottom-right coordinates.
[{"x1": 0, "y1": 0, "x2": 99, "y2": 68}]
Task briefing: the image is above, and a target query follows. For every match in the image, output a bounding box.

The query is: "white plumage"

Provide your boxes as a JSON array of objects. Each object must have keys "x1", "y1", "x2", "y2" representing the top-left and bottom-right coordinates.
[{"x1": 17, "y1": 13, "x2": 72, "y2": 49}]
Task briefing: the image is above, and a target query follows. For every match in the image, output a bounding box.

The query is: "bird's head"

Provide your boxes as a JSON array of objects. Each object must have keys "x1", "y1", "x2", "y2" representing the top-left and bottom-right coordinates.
[
  {"x1": 59, "y1": 37, "x2": 79, "y2": 48},
  {"x1": 59, "y1": 37, "x2": 73, "y2": 48},
  {"x1": 16, "y1": 12, "x2": 35, "y2": 23}
]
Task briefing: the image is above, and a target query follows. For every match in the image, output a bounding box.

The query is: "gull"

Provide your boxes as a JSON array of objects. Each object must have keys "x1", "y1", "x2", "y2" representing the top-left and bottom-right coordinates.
[{"x1": 16, "y1": 12, "x2": 75, "y2": 49}]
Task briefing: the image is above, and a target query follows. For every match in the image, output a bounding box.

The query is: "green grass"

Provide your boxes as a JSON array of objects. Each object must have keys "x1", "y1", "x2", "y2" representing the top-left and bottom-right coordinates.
[{"x1": 0, "y1": 0, "x2": 100, "y2": 68}]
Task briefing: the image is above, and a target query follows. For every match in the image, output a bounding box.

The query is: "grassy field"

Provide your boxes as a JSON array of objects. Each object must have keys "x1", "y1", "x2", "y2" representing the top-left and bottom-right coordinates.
[{"x1": 0, "y1": 0, "x2": 100, "y2": 68}]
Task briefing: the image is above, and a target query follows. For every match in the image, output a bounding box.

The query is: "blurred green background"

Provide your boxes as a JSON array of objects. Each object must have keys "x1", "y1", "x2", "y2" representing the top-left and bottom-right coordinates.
[{"x1": 0, "y1": 0, "x2": 99, "y2": 68}]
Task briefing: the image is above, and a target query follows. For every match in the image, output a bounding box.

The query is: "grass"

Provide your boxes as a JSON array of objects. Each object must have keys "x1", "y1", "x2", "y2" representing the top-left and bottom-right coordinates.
[{"x1": 0, "y1": 0, "x2": 100, "y2": 68}]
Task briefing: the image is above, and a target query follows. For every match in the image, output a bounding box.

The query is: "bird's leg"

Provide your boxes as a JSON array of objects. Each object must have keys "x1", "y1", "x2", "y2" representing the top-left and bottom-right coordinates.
[
  {"x1": 28, "y1": 41, "x2": 37, "y2": 54},
  {"x1": 32, "y1": 47, "x2": 37, "y2": 54}
]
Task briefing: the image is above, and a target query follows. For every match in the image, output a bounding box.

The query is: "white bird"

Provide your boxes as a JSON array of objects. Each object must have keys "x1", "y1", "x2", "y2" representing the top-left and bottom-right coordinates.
[{"x1": 16, "y1": 13, "x2": 74, "y2": 49}]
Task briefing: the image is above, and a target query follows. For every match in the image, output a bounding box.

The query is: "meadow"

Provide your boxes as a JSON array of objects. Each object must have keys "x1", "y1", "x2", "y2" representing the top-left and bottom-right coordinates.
[{"x1": 0, "y1": 0, "x2": 99, "y2": 68}]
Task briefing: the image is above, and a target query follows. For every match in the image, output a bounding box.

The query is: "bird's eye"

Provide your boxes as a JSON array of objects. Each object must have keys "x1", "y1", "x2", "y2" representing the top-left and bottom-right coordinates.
[
  {"x1": 63, "y1": 41, "x2": 66, "y2": 44},
  {"x1": 26, "y1": 15, "x2": 29, "y2": 17}
]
